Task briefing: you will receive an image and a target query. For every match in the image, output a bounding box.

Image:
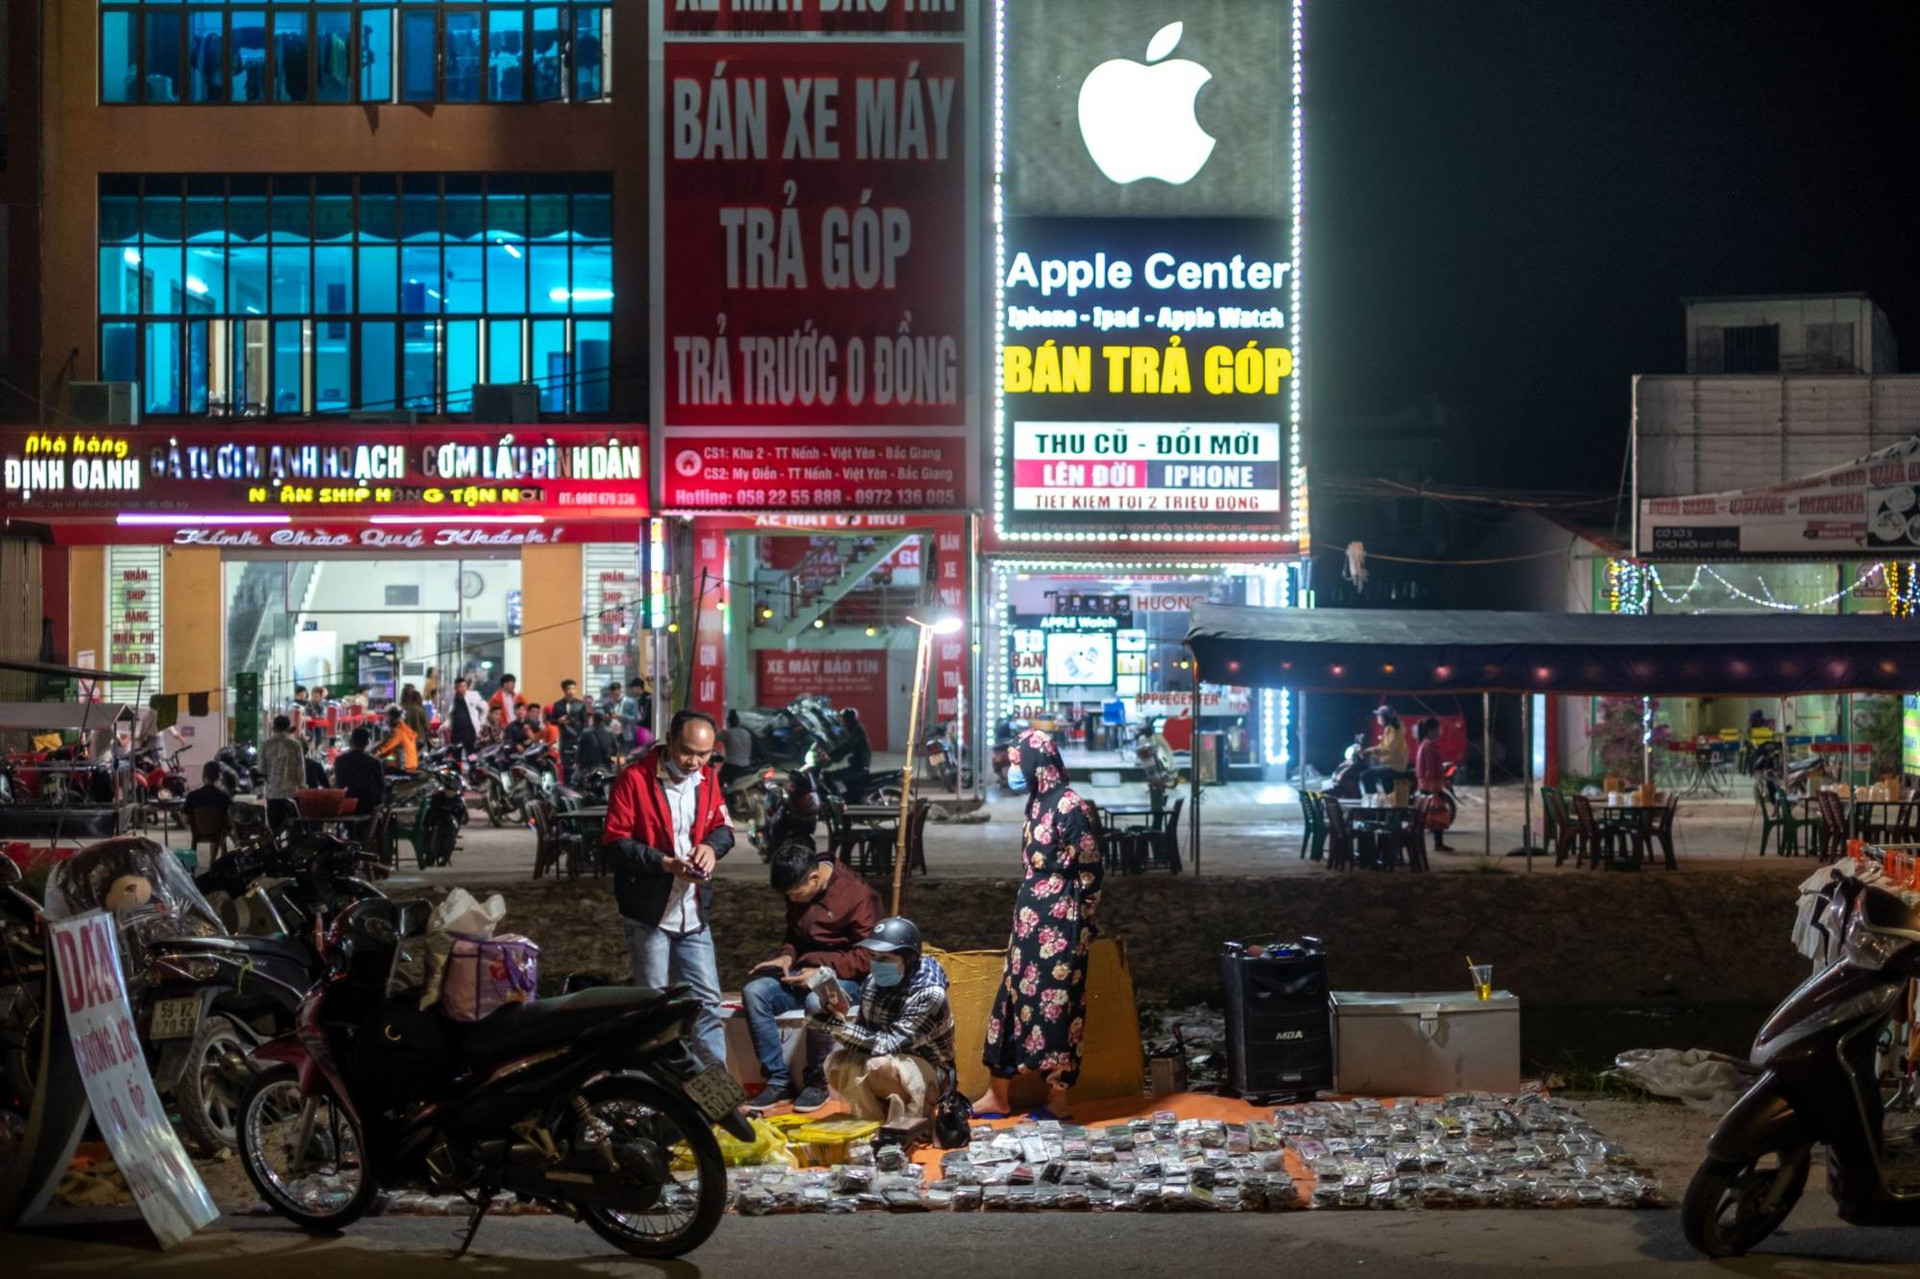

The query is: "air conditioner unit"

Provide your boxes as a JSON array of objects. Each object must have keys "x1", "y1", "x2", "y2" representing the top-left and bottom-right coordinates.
[
  {"x1": 68, "y1": 382, "x2": 139, "y2": 426},
  {"x1": 348, "y1": 410, "x2": 420, "y2": 426},
  {"x1": 471, "y1": 382, "x2": 541, "y2": 425}
]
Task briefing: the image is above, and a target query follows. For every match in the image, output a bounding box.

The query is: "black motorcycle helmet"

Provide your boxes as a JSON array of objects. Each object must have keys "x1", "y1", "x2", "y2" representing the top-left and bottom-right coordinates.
[{"x1": 858, "y1": 916, "x2": 922, "y2": 972}]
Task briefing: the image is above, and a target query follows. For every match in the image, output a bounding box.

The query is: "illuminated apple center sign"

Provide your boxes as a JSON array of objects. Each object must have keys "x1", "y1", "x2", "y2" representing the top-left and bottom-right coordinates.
[{"x1": 997, "y1": 0, "x2": 1297, "y2": 542}]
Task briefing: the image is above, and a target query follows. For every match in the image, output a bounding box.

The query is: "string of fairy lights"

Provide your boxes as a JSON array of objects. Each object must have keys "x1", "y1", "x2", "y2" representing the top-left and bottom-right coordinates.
[{"x1": 1606, "y1": 559, "x2": 1920, "y2": 616}]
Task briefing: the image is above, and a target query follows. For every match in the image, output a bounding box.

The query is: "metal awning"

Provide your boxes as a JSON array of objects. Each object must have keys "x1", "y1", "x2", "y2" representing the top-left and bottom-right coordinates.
[{"x1": 1186, "y1": 604, "x2": 1920, "y2": 697}]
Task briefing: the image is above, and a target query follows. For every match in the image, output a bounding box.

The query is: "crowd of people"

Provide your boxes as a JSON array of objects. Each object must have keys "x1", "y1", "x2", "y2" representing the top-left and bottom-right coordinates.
[{"x1": 600, "y1": 711, "x2": 1101, "y2": 1137}]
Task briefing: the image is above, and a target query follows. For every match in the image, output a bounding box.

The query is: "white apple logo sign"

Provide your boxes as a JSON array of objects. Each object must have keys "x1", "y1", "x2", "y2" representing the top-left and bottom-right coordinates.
[{"x1": 1077, "y1": 22, "x2": 1217, "y2": 186}]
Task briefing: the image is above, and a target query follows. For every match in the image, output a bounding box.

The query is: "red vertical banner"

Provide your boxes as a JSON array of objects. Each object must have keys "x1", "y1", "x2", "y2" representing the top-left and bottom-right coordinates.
[
  {"x1": 690, "y1": 523, "x2": 729, "y2": 714},
  {"x1": 931, "y1": 522, "x2": 968, "y2": 729}
]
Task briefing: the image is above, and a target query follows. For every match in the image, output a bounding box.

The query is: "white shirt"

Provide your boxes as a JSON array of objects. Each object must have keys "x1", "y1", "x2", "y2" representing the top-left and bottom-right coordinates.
[{"x1": 658, "y1": 761, "x2": 703, "y2": 932}]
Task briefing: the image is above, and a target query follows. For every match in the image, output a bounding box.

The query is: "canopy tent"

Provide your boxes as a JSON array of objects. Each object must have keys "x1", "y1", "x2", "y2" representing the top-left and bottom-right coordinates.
[
  {"x1": 1184, "y1": 604, "x2": 1920, "y2": 697},
  {"x1": 1177, "y1": 604, "x2": 1920, "y2": 875}
]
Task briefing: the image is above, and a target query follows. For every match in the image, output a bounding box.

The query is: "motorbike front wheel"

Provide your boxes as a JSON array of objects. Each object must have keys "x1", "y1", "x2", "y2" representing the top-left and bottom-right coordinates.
[
  {"x1": 238, "y1": 1065, "x2": 376, "y2": 1233},
  {"x1": 1681, "y1": 1148, "x2": 1810, "y2": 1258},
  {"x1": 572, "y1": 1074, "x2": 727, "y2": 1259},
  {"x1": 483, "y1": 780, "x2": 508, "y2": 828}
]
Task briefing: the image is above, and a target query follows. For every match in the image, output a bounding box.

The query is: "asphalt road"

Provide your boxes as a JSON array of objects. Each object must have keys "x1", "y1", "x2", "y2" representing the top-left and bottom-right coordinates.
[{"x1": 9, "y1": 1203, "x2": 1920, "y2": 1278}]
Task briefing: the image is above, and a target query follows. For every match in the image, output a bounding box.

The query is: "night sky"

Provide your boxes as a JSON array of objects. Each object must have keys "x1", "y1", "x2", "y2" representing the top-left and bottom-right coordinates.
[{"x1": 1309, "y1": 0, "x2": 1920, "y2": 492}]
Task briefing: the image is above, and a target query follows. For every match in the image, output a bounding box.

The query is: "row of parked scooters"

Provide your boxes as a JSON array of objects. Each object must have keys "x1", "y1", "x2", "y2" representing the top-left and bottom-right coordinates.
[{"x1": 1, "y1": 819, "x2": 748, "y2": 1257}]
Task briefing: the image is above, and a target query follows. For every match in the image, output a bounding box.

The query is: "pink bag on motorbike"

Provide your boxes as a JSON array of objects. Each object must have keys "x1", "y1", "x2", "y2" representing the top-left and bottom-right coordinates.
[{"x1": 440, "y1": 933, "x2": 540, "y2": 1022}]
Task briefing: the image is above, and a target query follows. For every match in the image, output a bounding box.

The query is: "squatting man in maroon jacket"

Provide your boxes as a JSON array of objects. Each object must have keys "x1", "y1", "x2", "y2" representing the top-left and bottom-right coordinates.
[
  {"x1": 600, "y1": 709, "x2": 735, "y2": 1064},
  {"x1": 742, "y1": 842, "x2": 882, "y2": 1114}
]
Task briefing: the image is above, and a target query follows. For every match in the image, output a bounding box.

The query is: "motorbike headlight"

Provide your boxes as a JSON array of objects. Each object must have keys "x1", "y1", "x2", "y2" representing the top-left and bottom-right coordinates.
[
  {"x1": 1754, "y1": 981, "x2": 1900, "y2": 1063},
  {"x1": 146, "y1": 955, "x2": 219, "y2": 984},
  {"x1": 1844, "y1": 912, "x2": 1912, "y2": 972}
]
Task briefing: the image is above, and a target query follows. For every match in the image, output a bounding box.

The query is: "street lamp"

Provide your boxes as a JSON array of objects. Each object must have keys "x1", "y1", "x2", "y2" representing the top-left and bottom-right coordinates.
[{"x1": 891, "y1": 612, "x2": 964, "y2": 914}]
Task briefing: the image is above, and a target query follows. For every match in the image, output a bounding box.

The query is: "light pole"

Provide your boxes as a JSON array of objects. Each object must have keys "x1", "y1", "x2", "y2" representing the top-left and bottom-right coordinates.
[{"x1": 892, "y1": 612, "x2": 963, "y2": 915}]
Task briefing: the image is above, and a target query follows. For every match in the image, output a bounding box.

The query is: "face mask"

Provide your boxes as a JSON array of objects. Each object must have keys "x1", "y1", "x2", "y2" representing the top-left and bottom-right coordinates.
[
  {"x1": 870, "y1": 958, "x2": 906, "y2": 987},
  {"x1": 661, "y1": 756, "x2": 689, "y2": 782},
  {"x1": 1007, "y1": 768, "x2": 1029, "y2": 794}
]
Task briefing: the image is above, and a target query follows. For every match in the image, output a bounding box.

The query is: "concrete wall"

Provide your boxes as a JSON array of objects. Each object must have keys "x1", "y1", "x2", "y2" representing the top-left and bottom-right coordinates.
[
  {"x1": 1684, "y1": 295, "x2": 1893, "y2": 374},
  {"x1": 1634, "y1": 374, "x2": 1920, "y2": 498}
]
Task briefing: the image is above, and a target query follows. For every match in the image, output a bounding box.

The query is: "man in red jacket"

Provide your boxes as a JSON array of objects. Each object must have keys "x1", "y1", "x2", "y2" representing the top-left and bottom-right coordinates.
[
  {"x1": 742, "y1": 842, "x2": 881, "y2": 1113},
  {"x1": 600, "y1": 709, "x2": 734, "y2": 1063}
]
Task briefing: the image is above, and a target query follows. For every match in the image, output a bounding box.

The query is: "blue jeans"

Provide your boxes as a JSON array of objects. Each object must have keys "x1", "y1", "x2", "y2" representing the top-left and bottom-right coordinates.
[
  {"x1": 742, "y1": 974, "x2": 861, "y2": 1092},
  {"x1": 623, "y1": 918, "x2": 727, "y2": 1066}
]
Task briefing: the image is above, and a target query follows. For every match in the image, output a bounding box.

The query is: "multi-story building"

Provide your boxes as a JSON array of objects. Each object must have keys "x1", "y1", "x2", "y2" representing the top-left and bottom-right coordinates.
[
  {"x1": 1531, "y1": 292, "x2": 1917, "y2": 784},
  {"x1": 3, "y1": 1, "x2": 649, "y2": 740}
]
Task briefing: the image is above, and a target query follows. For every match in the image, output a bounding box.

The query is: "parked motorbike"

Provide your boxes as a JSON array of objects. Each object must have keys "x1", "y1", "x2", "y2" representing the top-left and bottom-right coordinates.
[
  {"x1": 216, "y1": 743, "x2": 264, "y2": 795},
  {"x1": 130, "y1": 741, "x2": 189, "y2": 827},
  {"x1": 923, "y1": 720, "x2": 967, "y2": 791},
  {"x1": 506, "y1": 743, "x2": 561, "y2": 823},
  {"x1": 1682, "y1": 868, "x2": 1920, "y2": 1256},
  {"x1": 236, "y1": 895, "x2": 748, "y2": 1258},
  {"x1": 735, "y1": 701, "x2": 823, "y2": 769},
  {"x1": 805, "y1": 743, "x2": 905, "y2": 809},
  {"x1": 42, "y1": 837, "x2": 255, "y2": 1154},
  {"x1": 374, "y1": 763, "x2": 469, "y2": 870},
  {"x1": 467, "y1": 744, "x2": 515, "y2": 827},
  {"x1": 0, "y1": 856, "x2": 47, "y2": 1117}
]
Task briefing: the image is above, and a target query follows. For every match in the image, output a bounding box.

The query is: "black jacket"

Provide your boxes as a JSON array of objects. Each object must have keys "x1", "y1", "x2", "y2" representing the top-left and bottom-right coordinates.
[{"x1": 331, "y1": 749, "x2": 386, "y2": 816}]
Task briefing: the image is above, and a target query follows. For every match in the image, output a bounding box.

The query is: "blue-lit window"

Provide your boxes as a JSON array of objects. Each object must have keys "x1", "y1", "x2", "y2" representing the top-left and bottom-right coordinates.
[
  {"x1": 101, "y1": 4, "x2": 614, "y2": 105},
  {"x1": 101, "y1": 173, "x2": 615, "y2": 416}
]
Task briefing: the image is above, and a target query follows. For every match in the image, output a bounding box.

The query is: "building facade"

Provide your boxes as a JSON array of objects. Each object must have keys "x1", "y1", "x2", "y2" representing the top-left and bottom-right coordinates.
[
  {"x1": 1, "y1": 1, "x2": 1312, "y2": 779},
  {"x1": 6, "y1": 1, "x2": 649, "y2": 749}
]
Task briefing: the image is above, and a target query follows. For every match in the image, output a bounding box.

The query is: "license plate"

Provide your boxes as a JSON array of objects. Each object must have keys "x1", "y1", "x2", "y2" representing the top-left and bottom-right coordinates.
[
  {"x1": 682, "y1": 1062, "x2": 748, "y2": 1120},
  {"x1": 149, "y1": 997, "x2": 202, "y2": 1041}
]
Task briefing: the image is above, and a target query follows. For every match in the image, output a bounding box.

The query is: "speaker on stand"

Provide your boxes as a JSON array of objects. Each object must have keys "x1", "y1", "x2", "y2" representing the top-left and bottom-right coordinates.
[{"x1": 1222, "y1": 936, "x2": 1333, "y2": 1101}]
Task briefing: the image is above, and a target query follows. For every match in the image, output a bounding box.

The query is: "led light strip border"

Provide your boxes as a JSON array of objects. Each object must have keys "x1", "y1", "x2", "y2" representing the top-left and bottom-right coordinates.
[
  {"x1": 985, "y1": 559, "x2": 1299, "y2": 771},
  {"x1": 1612, "y1": 560, "x2": 1920, "y2": 614},
  {"x1": 988, "y1": 0, "x2": 1306, "y2": 547}
]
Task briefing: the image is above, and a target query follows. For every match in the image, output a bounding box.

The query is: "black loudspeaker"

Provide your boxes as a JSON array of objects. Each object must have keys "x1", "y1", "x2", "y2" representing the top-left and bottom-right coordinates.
[{"x1": 1222, "y1": 936, "x2": 1333, "y2": 1099}]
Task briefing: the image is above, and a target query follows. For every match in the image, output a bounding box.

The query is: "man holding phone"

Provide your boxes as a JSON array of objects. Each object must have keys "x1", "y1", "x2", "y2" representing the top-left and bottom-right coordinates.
[
  {"x1": 600, "y1": 709, "x2": 735, "y2": 1064},
  {"x1": 743, "y1": 843, "x2": 880, "y2": 1114}
]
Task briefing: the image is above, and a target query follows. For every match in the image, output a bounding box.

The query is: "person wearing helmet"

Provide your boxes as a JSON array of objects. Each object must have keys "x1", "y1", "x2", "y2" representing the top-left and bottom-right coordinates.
[{"x1": 808, "y1": 916, "x2": 955, "y2": 1128}]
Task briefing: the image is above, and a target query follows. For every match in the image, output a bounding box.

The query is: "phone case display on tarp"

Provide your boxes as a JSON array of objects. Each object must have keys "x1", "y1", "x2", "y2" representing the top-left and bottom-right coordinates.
[{"x1": 1331, "y1": 991, "x2": 1521, "y2": 1095}]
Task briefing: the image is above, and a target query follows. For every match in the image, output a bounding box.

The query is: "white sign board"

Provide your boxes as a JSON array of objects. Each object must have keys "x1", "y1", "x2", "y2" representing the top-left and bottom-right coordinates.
[{"x1": 49, "y1": 912, "x2": 217, "y2": 1248}]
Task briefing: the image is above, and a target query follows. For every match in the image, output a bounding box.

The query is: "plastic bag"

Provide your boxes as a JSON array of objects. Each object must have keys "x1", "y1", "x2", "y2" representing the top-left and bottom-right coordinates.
[
  {"x1": 1610, "y1": 1048, "x2": 1757, "y2": 1116},
  {"x1": 419, "y1": 887, "x2": 507, "y2": 1010}
]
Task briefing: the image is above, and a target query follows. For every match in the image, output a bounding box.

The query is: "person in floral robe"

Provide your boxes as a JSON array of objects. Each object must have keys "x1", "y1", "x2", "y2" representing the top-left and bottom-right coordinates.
[{"x1": 976, "y1": 729, "x2": 1103, "y2": 1117}]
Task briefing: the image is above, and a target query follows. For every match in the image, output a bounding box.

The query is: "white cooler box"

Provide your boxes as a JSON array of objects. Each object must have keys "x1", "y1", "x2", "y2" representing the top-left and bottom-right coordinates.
[
  {"x1": 719, "y1": 1002, "x2": 807, "y2": 1088},
  {"x1": 1331, "y1": 991, "x2": 1521, "y2": 1095}
]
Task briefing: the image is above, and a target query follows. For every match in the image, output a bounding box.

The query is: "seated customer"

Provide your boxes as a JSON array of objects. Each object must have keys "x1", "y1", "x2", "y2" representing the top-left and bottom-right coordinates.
[
  {"x1": 744, "y1": 843, "x2": 880, "y2": 1114},
  {"x1": 181, "y1": 761, "x2": 233, "y2": 818},
  {"x1": 809, "y1": 916, "x2": 955, "y2": 1129},
  {"x1": 332, "y1": 726, "x2": 388, "y2": 815}
]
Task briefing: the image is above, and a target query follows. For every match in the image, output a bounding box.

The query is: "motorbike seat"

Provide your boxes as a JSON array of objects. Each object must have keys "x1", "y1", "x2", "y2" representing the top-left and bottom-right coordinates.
[
  {"x1": 156, "y1": 932, "x2": 314, "y2": 966},
  {"x1": 460, "y1": 984, "x2": 680, "y2": 1062}
]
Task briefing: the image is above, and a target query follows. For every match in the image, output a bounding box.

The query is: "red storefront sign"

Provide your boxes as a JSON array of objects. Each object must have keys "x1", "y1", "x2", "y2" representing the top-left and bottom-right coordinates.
[
  {"x1": 758, "y1": 649, "x2": 891, "y2": 752},
  {"x1": 0, "y1": 427, "x2": 648, "y2": 538},
  {"x1": 652, "y1": 9, "x2": 974, "y2": 511}
]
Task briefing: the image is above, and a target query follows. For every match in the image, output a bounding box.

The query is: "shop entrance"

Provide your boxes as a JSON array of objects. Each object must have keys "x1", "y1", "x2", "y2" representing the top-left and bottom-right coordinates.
[
  {"x1": 225, "y1": 556, "x2": 523, "y2": 719},
  {"x1": 991, "y1": 565, "x2": 1296, "y2": 781}
]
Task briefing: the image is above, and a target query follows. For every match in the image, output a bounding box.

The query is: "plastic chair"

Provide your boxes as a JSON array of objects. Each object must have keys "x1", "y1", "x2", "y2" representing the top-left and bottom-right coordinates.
[
  {"x1": 1299, "y1": 791, "x2": 1326, "y2": 861},
  {"x1": 1754, "y1": 778, "x2": 1788, "y2": 856},
  {"x1": 1569, "y1": 795, "x2": 1618, "y2": 869},
  {"x1": 1539, "y1": 787, "x2": 1570, "y2": 864},
  {"x1": 1647, "y1": 795, "x2": 1679, "y2": 869},
  {"x1": 187, "y1": 805, "x2": 230, "y2": 864},
  {"x1": 1323, "y1": 797, "x2": 1355, "y2": 872},
  {"x1": 1398, "y1": 795, "x2": 1433, "y2": 872},
  {"x1": 1133, "y1": 797, "x2": 1184, "y2": 873}
]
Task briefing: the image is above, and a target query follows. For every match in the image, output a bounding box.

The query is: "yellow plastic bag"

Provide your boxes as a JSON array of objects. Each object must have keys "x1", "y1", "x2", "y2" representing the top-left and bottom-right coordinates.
[
  {"x1": 674, "y1": 1116, "x2": 797, "y2": 1170},
  {"x1": 787, "y1": 1116, "x2": 882, "y2": 1167}
]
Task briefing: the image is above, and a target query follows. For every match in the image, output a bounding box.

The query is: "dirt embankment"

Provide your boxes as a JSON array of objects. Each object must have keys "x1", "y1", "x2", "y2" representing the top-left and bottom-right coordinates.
[{"x1": 501, "y1": 869, "x2": 1811, "y2": 1011}]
